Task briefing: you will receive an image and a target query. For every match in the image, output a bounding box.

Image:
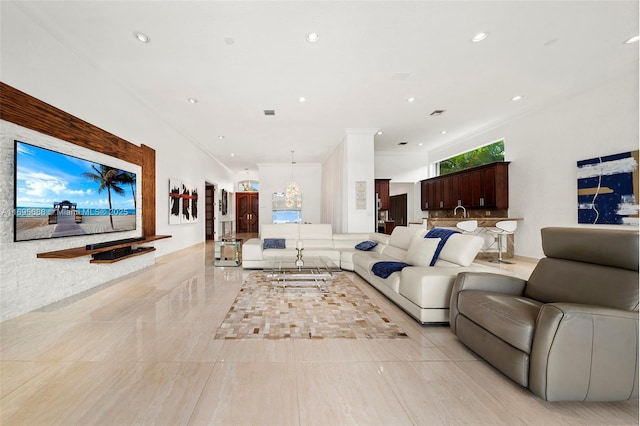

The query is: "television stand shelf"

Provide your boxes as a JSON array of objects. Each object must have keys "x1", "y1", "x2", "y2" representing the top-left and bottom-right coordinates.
[{"x1": 36, "y1": 235, "x2": 171, "y2": 263}]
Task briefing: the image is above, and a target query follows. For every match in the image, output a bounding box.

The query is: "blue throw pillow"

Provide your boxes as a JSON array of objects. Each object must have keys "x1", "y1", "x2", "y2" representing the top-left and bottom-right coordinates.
[
  {"x1": 263, "y1": 238, "x2": 286, "y2": 249},
  {"x1": 355, "y1": 240, "x2": 378, "y2": 251}
]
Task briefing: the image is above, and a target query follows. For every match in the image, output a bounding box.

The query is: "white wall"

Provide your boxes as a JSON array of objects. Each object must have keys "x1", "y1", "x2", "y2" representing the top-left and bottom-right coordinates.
[
  {"x1": 375, "y1": 149, "x2": 430, "y2": 226},
  {"x1": 0, "y1": 118, "x2": 234, "y2": 322},
  {"x1": 321, "y1": 143, "x2": 345, "y2": 232},
  {"x1": 428, "y1": 63, "x2": 639, "y2": 258},
  {"x1": 389, "y1": 182, "x2": 417, "y2": 224},
  {"x1": 257, "y1": 162, "x2": 322, "y2": 229},
  {"x1": 344, "y1": 129, "x2": 377, "y2": 233},
  {"x1": 154, "y1": 140, "x2": 234, "y2": 256},
  {"x1": 375, "y1": 151, "x2": 430, "y2": 183},
  {"x1": 0, "y1": 121, "x2": 152, "y2": 321}
]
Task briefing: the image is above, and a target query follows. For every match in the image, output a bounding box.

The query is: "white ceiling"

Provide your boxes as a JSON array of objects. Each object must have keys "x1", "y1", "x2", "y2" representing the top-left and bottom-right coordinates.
[{"x1": 1, "y1": 1, "x2": 638, "y2": 173}]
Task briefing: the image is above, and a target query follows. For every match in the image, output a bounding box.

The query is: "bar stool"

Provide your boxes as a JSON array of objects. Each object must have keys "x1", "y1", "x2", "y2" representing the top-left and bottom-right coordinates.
[
  {"x1": 456, "y1": 220, "x2": 478, "y2": 234},
  {"x1": 488, "y1": 220, "x2": 517, "y2": 264}
]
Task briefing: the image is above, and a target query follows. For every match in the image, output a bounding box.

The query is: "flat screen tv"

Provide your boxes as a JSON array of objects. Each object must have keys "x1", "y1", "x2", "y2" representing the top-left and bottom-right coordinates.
[{"x1": 14, "y1": 140, "x2": 137, "y2": 242}]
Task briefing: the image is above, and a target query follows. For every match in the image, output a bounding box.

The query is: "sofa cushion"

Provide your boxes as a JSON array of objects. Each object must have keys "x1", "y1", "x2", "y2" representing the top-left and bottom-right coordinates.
[
  {"x1": 263, "y1": 238, "x2": 286, "y2": 249},
  {"x1": 261, "y1": 223, "x2": 299, "y2": 240},
  {"x1": 355, "y1": 240, "x2": 378, "y2": 251},
  {"x1": 457, "y1": 290, "x2": 543, "y2": 353},
  {"x1": 333, "y1": 233, "x2": 371, "y2": 249},
  {"x1": 262, "y1": 248, "x2": 297, "y2": 259},
  {"x1": 406, "y1": 237, "x2": 440, "y2": 266},
  {"x1": 389, "y1": 226, "x2": 427, "y2": 250},
  {"x1": 425, "y1": 228, "x2": 461, "y2": 266},
  {"x1": 437, "y1": 234, "x2": 484, "y2": 266},
  {"x1": 299, "y1": 223, "x2": 333, "y2": 240},
  {"x1": 353, "y1": 251, "x2": 386, "y2": 271}
]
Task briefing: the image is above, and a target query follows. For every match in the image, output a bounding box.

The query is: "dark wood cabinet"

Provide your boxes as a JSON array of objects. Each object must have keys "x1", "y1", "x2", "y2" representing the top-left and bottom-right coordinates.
[
  {"x1": 420, "y1": 162, "x2": 509, "y2": 211},
  {"x1": 375, "y1": 179, "x2": 390, "y2": 210},
  {"x1": 205, "y1": 184, "x2": 215, "y2": 240}
]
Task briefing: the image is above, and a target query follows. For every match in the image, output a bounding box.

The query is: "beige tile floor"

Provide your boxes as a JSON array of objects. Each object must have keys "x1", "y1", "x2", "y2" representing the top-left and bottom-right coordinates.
[{"x1": 1, "y1": 242, "x2": 637, "y2": 425}]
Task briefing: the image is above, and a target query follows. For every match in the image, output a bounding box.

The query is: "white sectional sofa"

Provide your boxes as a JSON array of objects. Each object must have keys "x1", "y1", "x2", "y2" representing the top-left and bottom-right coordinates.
[
  {"x1": 242, "y1": 223, "x2": 369, "y2": 269},
  {"x1": 352, "y1": 226, "x2": 490, "y2": 323},
  {"x1": 242, "y1": 223, "x2": 490, "y2": 323}
]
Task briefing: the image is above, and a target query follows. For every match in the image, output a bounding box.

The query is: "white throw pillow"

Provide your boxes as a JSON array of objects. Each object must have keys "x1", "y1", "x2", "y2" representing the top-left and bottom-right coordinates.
[{"x1": 406, "y1": 237, "x2": 441, "y2": 266}]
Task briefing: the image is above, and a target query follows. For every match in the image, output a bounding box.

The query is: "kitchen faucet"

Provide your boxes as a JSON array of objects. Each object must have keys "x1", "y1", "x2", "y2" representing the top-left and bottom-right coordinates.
[{"x1": 453, "y1": 205, "x2": 467, "y2": 218}]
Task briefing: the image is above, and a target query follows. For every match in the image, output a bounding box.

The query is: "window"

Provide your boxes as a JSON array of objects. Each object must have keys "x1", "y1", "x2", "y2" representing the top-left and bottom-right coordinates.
[
  {"x1": 238, "y1": 180, "x2": 259, "y2": 191},
  {"x1": 437, "y1": 140, "x2": 504, "y2": 175},
  {"x1": 272, "y1": 192, "x2": 302, "y2": 224}
]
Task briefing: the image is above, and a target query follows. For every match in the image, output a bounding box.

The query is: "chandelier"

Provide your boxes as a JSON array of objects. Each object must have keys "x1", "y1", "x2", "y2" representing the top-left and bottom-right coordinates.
[{"x1": 285, "y1": 150, "x2": 300, "y2": 200}]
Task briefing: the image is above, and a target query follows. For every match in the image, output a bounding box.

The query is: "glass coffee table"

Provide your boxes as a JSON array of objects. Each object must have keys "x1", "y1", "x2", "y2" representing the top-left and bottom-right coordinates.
[{"x1": 266, "y1": 256, "x2": 341, "y2": 290}]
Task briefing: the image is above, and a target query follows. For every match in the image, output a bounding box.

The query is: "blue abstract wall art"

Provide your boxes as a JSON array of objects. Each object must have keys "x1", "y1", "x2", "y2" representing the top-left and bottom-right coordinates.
[{"x1": 577, "y1": 150, "x2": 639, "y2": 225}]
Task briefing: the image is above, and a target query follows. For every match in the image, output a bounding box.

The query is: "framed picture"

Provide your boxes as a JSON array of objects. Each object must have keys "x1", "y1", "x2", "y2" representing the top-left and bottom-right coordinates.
[
  {"x1": 169, "y1": 178, "x2": 198, "y2": 224},
  {"x1": 577, "y1": 150, "x2": 638, "y2": 225},
  {"x1": 221, "y1": 189, "x2": 228, "y2": 216}
]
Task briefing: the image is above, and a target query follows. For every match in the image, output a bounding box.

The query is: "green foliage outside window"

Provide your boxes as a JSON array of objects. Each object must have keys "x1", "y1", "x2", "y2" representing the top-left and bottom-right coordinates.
[{"x1": 438, "y1": 140, "x2": 504, "y2": 175}]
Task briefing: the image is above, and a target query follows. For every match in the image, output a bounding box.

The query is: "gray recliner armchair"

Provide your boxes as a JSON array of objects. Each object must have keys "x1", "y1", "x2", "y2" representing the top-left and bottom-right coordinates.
[{"x1": 450, "y1": 227, "x2": 639, "y2": 402}]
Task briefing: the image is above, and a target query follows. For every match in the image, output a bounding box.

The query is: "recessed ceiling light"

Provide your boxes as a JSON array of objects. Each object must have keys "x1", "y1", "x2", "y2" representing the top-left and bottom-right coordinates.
[
  {"x1": 306, "y1": 32, "x2": 320, "y2": 43},
  {"x1": 218, "y1": 135, "x2": 225, "y2": 140},
  {"x1": 511, "y1": 95, "x2": 523, "y2": 101},
  {"x1": 224, "y1": 37, "x2": 235, "y2": 45},
  {"x1": 298, "y1": 97, "x2": 306, "y2": 103},
  {"x1": 418, "y1": 143, "x2": 423, "y2": 146},
  {"x1": 624, "y1": 35, "x2": 640, "y2": 44},
  {"x1": 230, "y1": 153, "x2": 235, "y2": 157},
  {"x1": 441, "y1": 130, "x2": 448, "y2": 135},
  {"x1": 187, "y1": 98, "x2": 198, "y2": 104},
  {"x1": 134, "y1": 32, "x2": 150, "y2": 43},
  {"x1": 407, "y1": 97, "x2": 416, "y2": 103},
  {"x1": 377, "y1": 131, "x2": 383, "y2": 135},
  {"x1": 472, "y1": 32, "x2": 489, "y2": 43}
]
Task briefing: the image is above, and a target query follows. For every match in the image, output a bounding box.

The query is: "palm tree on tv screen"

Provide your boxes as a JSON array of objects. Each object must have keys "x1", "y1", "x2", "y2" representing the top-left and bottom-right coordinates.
[
  {"x1": 120, "y1": 171, "x2": 136, "y2": 209},
  {"x1": 83, "y1": 165, "x2": 126, "y2": 229}
]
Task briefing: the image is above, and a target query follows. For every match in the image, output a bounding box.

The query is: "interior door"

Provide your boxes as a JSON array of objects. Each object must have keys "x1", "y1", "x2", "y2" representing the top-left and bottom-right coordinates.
[{"x1": 236, "y1": 192, "x2": 259, "y2": 233}]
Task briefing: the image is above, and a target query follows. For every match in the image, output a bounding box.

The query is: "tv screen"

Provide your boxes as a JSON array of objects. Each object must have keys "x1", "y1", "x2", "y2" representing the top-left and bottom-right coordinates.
[{"x1": 14, "y1": 140, "x2": 137, "y2": 242}]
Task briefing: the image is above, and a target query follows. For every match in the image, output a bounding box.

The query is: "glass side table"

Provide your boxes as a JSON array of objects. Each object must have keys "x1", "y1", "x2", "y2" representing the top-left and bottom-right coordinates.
[{"x1": 215, "y1": 240, "x2": 242, "y2": 267}]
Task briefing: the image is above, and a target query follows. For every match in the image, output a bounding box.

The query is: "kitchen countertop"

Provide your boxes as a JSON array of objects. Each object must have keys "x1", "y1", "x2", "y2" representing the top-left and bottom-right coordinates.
[
  {"x1": 426, "y1": 217, "x2": 523, "y2": 222},
  {"x1": 425, "y1": 217, "x2": 523, "y2": 229}
]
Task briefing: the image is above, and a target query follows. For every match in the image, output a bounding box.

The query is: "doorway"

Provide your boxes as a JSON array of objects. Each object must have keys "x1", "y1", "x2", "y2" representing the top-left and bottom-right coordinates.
[
  {"x1": 389, "y1": 193, "x2": 407, "y2": 227},
  {"x1": 205, "y1": 184, "x2": 216, "y2": 240},
  {"x1": 236, "y1": 192, "x2": 259, "y2": 234}
]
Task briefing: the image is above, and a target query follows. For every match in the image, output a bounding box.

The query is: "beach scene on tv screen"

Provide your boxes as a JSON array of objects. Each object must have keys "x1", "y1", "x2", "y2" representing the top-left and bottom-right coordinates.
[{"x1": 14, "y1": 141, "x2": 137, "y2": 242}]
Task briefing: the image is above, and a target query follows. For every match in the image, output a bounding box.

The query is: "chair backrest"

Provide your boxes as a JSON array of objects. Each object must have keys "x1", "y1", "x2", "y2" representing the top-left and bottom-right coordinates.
[
  {"x1": 456, "y1": 220, "x2": 478, "y2": 233},
  {"x1": 495, "y1": 220, "x2": 517, "y2": 233},
  {"x1": 524, "y1": 227, "x2": 639, "y2": 311}
]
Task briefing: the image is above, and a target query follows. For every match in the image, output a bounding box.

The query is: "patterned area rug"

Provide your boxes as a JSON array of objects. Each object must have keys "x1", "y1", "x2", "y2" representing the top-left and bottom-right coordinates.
[{"x1": 214, "y1": 271, "x2": 408, "y2": 339}]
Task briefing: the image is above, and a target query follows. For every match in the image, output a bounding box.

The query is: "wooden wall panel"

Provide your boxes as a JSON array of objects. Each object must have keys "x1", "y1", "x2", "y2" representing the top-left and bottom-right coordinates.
[
  {"x1": 141, "y1": 144, "x2": 156, "y2": 237},
  {"x1": 1, "y1": 82, "x2": 157, "y2": 236},
  {"x1": 0, "y1": 82, "x2": 142, "y2": 165}
]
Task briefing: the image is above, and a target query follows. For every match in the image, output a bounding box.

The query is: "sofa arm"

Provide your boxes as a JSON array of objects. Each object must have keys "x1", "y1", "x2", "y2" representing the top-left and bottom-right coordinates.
[
  {"x1": 530, "y1": 303, "x2": 639, "y2": 401},
  {"x1": 449, "y1": 272, "x2": 526, "y2": 333},
  {"x1": 242, "y1": 238, "x2": 264, "y2": 261}
]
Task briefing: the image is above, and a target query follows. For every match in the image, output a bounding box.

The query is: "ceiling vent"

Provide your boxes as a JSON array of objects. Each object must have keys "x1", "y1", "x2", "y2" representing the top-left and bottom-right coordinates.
[
  {"x1": 264, "y1": 109, "x2": 275, "y2": 116},
  {"x1": 430, "y1": 110, "x2": 446, "y2": 116}
]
